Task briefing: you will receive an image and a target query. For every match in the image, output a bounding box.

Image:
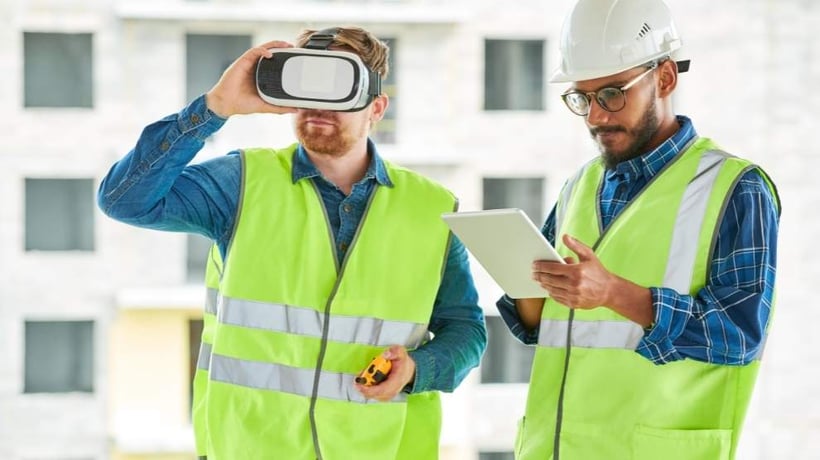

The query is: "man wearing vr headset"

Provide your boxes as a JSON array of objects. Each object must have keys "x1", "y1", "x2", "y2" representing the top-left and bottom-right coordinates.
[
  {"x1": 98, "y1": 26, "x2": 486, "y2": 459},
  {"x1": 495, "y1": 1, "x2": 780, "y2": 459}
]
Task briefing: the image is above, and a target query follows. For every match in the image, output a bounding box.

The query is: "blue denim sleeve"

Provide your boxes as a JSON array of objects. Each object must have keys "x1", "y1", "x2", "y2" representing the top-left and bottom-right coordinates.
[
  {"x1": 97, "y1": 95, "x2": 240, "y2": 244},
  {"x1": 637, "y1": 170, "x2": 780, "y2": 365},
  {"x1": 407, "y1": 235, "x2": 487, "y2": 393},
  {"x1": 495, "y1": 205, "x2": 558, "y2": 345}
]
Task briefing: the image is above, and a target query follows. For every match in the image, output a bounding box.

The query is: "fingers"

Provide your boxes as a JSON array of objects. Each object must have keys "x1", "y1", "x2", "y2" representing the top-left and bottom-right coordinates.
[
  {"x1": 355, "y1": 374, "x2": 403, "y2": 402},
  {"x1": 532, "y1": 260, "x2": 573, "y2": 301},
  {"x1": 243, "y1": 41, "x2": 293, "y2": 63},
  {"x1": 355, "y1": 345, "x2": 415, "y2": 402},
  {"x1": 382, "y1": 344, "x2": 406, "y2": 361},
  {"x1": 533, "y1": 260, "x2": 570, "y2": 275},
  {"x1": 355, "y1": 362, "x2": 406, "y2": 402},
  {"x1": 563, "y1": 234, "x2": 594, "y2": 261},
  {"x1": 532, "y1": 270, "x2": 576, "y2": 306},
  {"x1": 532, "y1": 234, "x2": 591, "y2": 274},
  {"x1": 235, "y1": 41, "x2": 293, "y2": 70},
  {"x1": 256, "y1": 40, "x2": 294, "y2": 51},
  {"x1": 532, "y1": 270, "x2": 566, "y2": 291},
  {"x1": 243, "y1": 41, "x2": 297, "y2": 115},
  {"x1": 238, "y1": 45, "x2": 274, "y2": 66},
  {"x1": 242, "y1": 40, "x2": 293, "y2": 66}
]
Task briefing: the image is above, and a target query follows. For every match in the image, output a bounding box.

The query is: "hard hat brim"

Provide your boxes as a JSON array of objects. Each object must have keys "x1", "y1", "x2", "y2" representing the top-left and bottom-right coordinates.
[{"x1": 549, "y1": 59, "x2": 690, "y2": 84}]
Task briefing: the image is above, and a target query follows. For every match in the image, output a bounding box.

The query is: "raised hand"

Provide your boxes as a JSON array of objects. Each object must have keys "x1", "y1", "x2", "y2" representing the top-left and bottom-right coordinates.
[{"x1": 205, "y1": 40, "x2": 298, "y2": 118}]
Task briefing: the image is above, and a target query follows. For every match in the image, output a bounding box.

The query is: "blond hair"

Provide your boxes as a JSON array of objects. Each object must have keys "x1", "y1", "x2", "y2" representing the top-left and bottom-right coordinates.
[{"x1": 295, "y1": 26, "x2": 390, "y2": 79}]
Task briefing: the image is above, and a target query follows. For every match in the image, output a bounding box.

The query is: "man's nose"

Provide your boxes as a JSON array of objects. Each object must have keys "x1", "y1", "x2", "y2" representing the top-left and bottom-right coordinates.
[{"x1": 586, "y1": 97, "x2": 611, "y2": 125}]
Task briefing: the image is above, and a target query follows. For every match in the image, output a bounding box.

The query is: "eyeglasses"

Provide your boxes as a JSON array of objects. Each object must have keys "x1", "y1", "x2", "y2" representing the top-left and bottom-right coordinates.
[{"x1": 560, "y1": 63, "x2": 658, "y2": 116}]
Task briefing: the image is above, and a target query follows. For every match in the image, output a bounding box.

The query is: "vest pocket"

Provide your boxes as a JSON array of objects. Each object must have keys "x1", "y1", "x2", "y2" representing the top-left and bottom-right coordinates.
[{"x1": 632, "y1": 425, "x2": 733, "y2": 460}]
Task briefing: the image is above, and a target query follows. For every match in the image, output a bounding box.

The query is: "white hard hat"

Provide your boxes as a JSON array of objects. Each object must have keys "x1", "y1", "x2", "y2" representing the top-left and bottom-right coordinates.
[{"x1": 550, "y1": 0, "x2": 690, "y2": 83}]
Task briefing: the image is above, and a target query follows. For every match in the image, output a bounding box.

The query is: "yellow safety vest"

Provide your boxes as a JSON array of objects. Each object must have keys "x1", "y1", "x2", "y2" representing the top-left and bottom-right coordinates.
[
  {"x1": 205, "y1": 144, "x2": 456, "y2": 459},
  {"x1": 192, "y1": 244, "x2": 221, "y2": 458},
  {"x1": 516, "y1": 138, "x2": 779, "y2": 460}
]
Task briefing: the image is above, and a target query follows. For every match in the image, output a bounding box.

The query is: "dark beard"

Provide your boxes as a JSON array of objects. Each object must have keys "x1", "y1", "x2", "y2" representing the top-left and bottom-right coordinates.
[{"x1": 591, "y1": 98, "x2": 659, "y2": 170}]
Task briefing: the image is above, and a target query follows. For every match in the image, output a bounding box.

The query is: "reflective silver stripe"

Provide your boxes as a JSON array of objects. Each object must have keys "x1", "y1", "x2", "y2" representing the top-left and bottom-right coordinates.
[
  {"x1": 662, "y1": 150, "x2": 728, "y2": 293},
  {"x1": 209, "y1": 353, "x2": 406, "y2": 404},
  {"x1": 219, "y1": 296, "x2": 430, "y2": 348},
  {"x1": 197, "y1": 342, "x2": 212, "y2": 371},
  {"x1": 538, "y1": 319, "x2": 644, "y2": 350},
  {"x1": 205, "y1": 287, "x2": 218, "y2": 315}
]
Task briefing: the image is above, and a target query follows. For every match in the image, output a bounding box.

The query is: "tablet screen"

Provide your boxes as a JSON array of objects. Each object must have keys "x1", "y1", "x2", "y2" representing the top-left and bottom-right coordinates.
[{"x1": 442, "y1": 208, "x2": 563, "y2": 299}]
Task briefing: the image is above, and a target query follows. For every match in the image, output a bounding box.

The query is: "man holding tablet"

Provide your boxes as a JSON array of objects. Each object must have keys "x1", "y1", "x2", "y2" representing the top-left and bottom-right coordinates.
[{"x1": 496, "y1": 1, "x2": 781, "y2": 459}]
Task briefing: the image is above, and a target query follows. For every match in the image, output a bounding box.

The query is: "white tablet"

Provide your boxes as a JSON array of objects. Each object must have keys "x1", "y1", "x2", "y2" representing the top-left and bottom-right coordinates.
[{"x1": 442, "y1": 208, "x2": 564, "y2": 299}]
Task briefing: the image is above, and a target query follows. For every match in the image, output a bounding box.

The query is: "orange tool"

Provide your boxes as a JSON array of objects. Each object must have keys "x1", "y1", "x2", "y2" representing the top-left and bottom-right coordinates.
[{"x1": 355, "y1": 355, "x2": 392, "y2": 386}]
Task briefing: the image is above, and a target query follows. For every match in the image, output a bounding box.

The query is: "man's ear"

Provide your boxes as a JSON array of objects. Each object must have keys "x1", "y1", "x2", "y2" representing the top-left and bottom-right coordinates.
[
  {"x1": 369, "y1": 94, "x2": 389, "y2": 123},
  {"x1": 657, "y1": 60, "x2": 678, "y2": 98}
]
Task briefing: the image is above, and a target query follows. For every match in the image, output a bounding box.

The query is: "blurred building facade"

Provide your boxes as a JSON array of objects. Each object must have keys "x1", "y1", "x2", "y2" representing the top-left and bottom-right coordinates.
[{"x1": 0, "y1": 0, "x2": 817, "y2": 459}]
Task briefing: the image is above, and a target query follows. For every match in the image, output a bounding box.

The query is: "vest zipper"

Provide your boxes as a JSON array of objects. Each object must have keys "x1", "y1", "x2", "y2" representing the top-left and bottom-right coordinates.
[{"x1": 306, "y1": 181, "x2": 379, "y2": 460}]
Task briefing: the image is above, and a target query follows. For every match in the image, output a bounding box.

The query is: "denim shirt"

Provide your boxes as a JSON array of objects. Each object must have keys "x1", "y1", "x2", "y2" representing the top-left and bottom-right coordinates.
[
  {"x1": 98, "y1": 95, "x2": 487, "y2": 393},
  {"x1": 497, "y1": 116, "x2": 780, "y2": 365}
]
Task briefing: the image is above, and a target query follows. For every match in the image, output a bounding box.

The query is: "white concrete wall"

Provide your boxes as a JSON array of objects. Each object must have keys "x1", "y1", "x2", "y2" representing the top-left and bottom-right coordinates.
[{"x1": 0, "y1": 0, "x2": 818, "y2": 458}]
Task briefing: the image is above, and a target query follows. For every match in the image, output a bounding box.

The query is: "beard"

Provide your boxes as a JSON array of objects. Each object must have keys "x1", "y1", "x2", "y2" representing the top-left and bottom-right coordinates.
[
  {"x1": 295, "y1": 111, "x2": 366, "y2": 157},
  {"x1": 590, "y1": 97, "x2": 660, "y2": 170}
]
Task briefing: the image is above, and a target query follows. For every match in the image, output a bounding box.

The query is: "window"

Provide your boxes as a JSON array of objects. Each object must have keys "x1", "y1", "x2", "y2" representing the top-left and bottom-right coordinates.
[
  {"x1": 483, "y1": 177, "x2": 545, "y2": 223},
  {"x1": 480, "y1": 316, "x2": 534, "y2": 383},
  {"x1": 187, "y1": 234, "x2": 213, "y2": 283},
  {"x1": 24, "y1": 321, "x2": 94, "y2": 393},
  {"x1": 24, "y1": 32, "x2": 93, "y2": 108},
  {"x1": 484, "y1": 39, "x2": 544, "y2": 111},
  {"x1": 371, "y1": 37, "x2": 397, "y2": 144},
  {"x1": 25, "y1": 178, "x2": 95, "y2": 251},
  {"x1": 186, "y1": 34, "x2": 252, "y2": 104}
]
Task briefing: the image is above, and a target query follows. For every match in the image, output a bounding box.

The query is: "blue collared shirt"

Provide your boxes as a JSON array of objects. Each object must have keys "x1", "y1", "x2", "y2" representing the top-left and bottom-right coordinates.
[
  {"x1": 497, "y1": 116, "x2": 780, "y2": 365},
  {"x1": 99, "y1": 95, "x2": 487, "y2": 392}
]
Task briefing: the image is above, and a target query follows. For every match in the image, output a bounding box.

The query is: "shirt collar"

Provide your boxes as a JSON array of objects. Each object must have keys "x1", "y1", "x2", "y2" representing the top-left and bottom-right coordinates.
[
  {"x1": 608, "y1": 115, "x2": 697, "y2": 181},
  {"x1": 291, "y1": 138, "x2": 394, "y2": 187}
]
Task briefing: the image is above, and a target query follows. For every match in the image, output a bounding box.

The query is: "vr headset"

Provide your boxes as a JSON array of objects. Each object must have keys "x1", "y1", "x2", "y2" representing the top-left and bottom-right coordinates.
[{"x1": 255, "y1": 28, "x2": 382, "y2": 112}]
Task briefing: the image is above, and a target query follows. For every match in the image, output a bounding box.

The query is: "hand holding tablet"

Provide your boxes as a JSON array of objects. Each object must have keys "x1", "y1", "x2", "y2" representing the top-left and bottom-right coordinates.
[{"x1": 441, "y1": 208, "x2": 564, "y2": 299}]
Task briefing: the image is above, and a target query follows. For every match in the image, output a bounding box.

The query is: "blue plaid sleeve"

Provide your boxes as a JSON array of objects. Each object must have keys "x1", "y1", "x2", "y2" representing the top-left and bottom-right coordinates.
[{"x1": 637, "y1": 169, "x2": 780, "y2": 365}]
